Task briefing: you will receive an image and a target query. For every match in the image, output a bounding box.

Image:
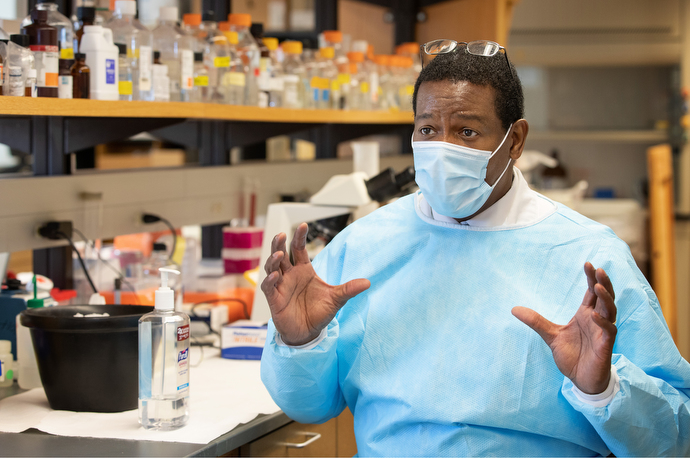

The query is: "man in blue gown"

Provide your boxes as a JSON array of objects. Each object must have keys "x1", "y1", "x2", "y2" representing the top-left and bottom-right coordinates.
[{"x1": 259, "y1": 40, "x2": 690, "y2": 456}]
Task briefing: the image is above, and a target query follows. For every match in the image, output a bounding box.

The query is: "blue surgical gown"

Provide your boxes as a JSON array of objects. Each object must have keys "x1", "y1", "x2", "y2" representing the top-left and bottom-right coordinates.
[{"x1": 261, "y1": 193, "x2": 690, "y2": 456}]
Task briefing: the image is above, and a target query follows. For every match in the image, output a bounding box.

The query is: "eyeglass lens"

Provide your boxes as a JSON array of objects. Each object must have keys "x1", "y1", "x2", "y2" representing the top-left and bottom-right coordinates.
[{"x1": 466, "y1": 40, "x2": 501, "y2": 57}]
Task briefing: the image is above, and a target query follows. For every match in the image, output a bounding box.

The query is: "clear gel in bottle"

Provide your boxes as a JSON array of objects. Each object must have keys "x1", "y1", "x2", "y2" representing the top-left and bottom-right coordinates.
[{"x1": 138, "y1": 267, "x2": 190, "y2": 430}]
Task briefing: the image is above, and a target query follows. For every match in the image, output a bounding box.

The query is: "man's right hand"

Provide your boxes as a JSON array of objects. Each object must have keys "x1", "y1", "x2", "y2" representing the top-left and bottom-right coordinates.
[{"x1": 261, "y1": 222, "x2": 370, "y2": 346}]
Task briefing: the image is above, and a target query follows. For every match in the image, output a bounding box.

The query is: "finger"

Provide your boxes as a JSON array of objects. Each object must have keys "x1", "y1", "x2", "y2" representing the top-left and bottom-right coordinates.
[
  {"x1": 264, "y1": 250, "x2": 284, "y2": 276},
  {"x1": 332, "y1": 278, "x2": 371, "y2": 309},
  {"x1": 291, "y1": 223, "x2": 311, "y2": 265},
  {"x1": 511, "y1": 306, "x2": 559, "y2": 347},
  {"x1": 584, "y1": 262, "x2": 597, "y2": 293},
  {"x1": 594, "y1": 283, "x2": 617, "y2": 324},
  {"x1": 595, "y1": 268, "x2": 615, "y2": 301},
  {"x1": 260, "y1": 271, "x2": 281, "y2": 305},
  {"x1": 591, "y1": 310, "x2": 618, "y2": 345},
  {"x1": 275, "y1": 231, "x2": 293, "y2": 273}
]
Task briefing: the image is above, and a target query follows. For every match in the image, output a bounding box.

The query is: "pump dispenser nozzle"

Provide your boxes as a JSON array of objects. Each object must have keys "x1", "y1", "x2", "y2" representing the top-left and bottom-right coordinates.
[{"x1": 155, "y1": 267, "x2": 180, "y2": 311}]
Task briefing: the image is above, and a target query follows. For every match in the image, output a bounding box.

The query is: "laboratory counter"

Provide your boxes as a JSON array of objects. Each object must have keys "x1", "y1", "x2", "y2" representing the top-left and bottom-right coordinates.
[{"x1": 0, "y1": 384, "x2": 293, "y2": 457}]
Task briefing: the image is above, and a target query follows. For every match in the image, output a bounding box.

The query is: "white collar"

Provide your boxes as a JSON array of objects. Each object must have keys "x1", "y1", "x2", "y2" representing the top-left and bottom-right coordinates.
[{"x1": 415, "y1": 168, "x2": 557, "y2": 231}]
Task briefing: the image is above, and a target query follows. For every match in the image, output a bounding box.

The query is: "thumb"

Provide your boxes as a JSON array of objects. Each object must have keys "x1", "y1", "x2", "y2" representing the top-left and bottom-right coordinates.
[
  {"x1": 332, "y1": 278, "x2": 371, "y2": 309},
  {"x1": 511, "y1": 306, "x2": 558, "y2": 346}
]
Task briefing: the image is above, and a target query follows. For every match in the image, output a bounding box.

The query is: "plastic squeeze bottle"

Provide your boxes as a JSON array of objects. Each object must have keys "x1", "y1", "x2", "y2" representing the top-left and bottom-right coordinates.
[
  {"x1": 0, "y1": 340, "x2": 14, "y2": 388},
  {"x1": 139, "y1": 268, "x2": 190, "y2": 430},
  {"x1": 81, "y1": 25, "x2": 118, "y2": 100},
  {"x1": 16, "y1": 276, "x2": 44, "y2": 390}
]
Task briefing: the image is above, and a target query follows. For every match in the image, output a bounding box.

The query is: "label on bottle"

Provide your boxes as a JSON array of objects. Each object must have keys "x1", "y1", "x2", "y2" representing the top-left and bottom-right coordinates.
[
  {"x1": 361, "y1": 82, "x2": 370, "y2": 94},
  {"x1": 177, "y1": 325, "x2": 190, "y2": 341},
  {"x1": 58, "y1": 75, "x2": 73, "y2": 99},
  {"x1": 285, "y1": 86, "x2": 298, "y2": 106},
  {"x1": 405, "y1": 85, "x2": 414, "y2": 96},
  {"x1": 214, "y1": 56, "x2": 230, "y2": 68},
  {"x1": 0, "y1": 63, "x2": 3, "y2": 86},
  {"x1": 337, "y1": 73, "x2": 350, "y2": 85},
  {"x1": 194, "y1": 75, "x2": 209, "y2": 87},
  {"x1": 269, "y1": 76, "x2": 284, "y2": 91},
  {"x1": 330, "y1": 80, "x2": 340, "y2": 92},
  {"x1": 0, "y1": 361, "x2": 4, "y2": 382},
  {"x1": 181, "y1": 50, "x2": 194, "y2": 90},
  {"x1": 139, "y1": 46, "x2": 153, "y2": 92},
  {"x1": 106, "y1": 59, "x2": 116, "y2": 85},
  {"x1": 258, "y1": 91, "x2": 268, "y2": 108},
  {"x1": 60, "y1": 48, "x2": 75, "y2": 60},
  {"x1": 119, "y1": 81, "x2": 133, "y2": 95},
  {"x1": 177, "y1": 343, "x2": 189, "y2": 395},
  {"x1": 30, "y1": 45, "x2": 59, "y2": 88},
  {"x1": 310, "y1": 76, "x2": 320, "y2": 89},
  {"x1": 226, "y1": 72, "x2": 246, "y2": 87}
]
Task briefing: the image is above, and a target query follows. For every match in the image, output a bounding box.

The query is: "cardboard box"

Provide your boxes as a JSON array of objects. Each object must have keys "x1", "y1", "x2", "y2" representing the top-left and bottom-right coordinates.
[{"x1": 221, "y1": 320, "x2": 268, "y2": 360}]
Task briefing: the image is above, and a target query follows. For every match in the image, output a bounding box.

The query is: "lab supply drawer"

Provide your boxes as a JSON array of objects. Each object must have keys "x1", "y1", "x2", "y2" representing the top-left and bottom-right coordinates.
[{"x1": 235, "y1": 408, "x2": 356, "y2": 457}]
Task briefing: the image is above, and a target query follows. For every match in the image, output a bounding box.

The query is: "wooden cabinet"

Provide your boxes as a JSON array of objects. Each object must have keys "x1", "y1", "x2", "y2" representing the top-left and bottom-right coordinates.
[{"x1": 236, "y1": 408, "x2": 356, "y2": 457}]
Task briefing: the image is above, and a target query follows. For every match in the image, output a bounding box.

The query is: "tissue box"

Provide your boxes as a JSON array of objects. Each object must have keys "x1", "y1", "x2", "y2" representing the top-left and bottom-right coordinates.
[{"x1": 221, "y1": 320, "x2": 268, "y2": 360}]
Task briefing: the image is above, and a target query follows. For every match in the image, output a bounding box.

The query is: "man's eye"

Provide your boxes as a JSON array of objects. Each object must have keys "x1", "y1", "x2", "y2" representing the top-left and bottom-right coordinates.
[
  {"x1": 420, "y1": 127, "x2": 432, "y2": 135},
  {"x1": 462, "y1": 129, "x2": 477, "y2": 137}
]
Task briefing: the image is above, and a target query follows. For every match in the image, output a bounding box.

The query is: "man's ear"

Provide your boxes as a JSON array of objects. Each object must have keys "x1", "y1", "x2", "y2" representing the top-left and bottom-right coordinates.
[{"x1": 509, "y1": 119, "x2": 529, "y2": 161}]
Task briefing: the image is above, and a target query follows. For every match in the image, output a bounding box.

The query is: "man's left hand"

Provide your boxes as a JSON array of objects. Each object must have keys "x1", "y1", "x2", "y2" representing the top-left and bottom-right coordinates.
[{"x1": 512, "y1": 262, "x2": 617, "y2": 394}]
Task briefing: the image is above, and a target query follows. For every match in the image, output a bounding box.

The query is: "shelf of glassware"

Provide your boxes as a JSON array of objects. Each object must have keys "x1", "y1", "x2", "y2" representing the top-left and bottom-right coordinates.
[{"x1": 0, "y1": 97, "x2": 415, "y2": 124}]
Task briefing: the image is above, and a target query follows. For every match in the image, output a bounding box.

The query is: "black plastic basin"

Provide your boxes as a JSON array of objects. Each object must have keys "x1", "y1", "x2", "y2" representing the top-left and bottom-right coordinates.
[{"x1": 20, "y1": 305, "x2": 153, "y2": 413}]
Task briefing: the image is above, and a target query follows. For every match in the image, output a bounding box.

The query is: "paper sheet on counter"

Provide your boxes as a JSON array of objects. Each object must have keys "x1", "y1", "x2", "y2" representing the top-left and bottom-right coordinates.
[{"x1": 0, "y1": 348, "x2": 281, "y2": 444}]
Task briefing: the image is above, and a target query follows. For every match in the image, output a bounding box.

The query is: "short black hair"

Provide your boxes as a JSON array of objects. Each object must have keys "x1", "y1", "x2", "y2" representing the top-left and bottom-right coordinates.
[{"x1": 412, "y1": 47, "x2": 524, "y2": 130}]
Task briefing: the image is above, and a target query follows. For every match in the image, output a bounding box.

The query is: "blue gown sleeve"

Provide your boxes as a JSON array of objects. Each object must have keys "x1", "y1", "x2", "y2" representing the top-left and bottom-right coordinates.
[
  {"x1": 562, "y1": 260, "x2": 690, "y2": 456},
  {"x1": 260, "y1": 318, "x2": 347, "y2": 424}
]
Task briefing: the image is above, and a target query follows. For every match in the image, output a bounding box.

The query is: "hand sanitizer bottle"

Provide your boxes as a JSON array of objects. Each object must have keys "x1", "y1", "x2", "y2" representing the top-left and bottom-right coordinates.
[{"x1": 138, "y1": 268, "x2": 190, "y2": 430}]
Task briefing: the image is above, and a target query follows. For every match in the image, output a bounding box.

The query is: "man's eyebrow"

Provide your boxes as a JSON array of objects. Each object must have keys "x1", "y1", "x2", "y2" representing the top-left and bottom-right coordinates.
[
  {"x1": 415, "y1": 112, "x2": 435, "y2": 120},
  {"x1": 451, "y1": 112, "x2": 487, "y2": 123}
]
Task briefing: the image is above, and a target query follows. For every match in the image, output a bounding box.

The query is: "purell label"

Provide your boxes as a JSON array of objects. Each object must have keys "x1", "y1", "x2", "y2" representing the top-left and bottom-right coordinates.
[
  {"x1": 105, "y1": 59, "x2": 116, "y2": 85},
  {"x1": 177, "y1": 348, "x2": 189, "y2": 363},
  {"x1": 177, "y1": 325, "x2": 189, "y2": 341}
]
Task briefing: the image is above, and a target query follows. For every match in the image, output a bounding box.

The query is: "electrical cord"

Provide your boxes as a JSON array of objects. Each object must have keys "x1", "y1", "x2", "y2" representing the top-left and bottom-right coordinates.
[
  {"x1": 72, "y1": 228, "x2": 140, "y2": 305},
  {"x1": 56, "y1": 231, "x2": 98, "y2": 294},
  {"x1": 142, "y1": 213, "x2": 177, "y2": 263}
]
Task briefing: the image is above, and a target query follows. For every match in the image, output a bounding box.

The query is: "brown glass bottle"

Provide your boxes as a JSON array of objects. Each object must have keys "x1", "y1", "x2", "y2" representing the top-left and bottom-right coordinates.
[
  {"x1": 22, "y1": 8, "x2": 59, "y2": 97},
  {"x1": 74, "y1": 7, "x2": 96, "y2": 52},
  {"x1": 71, "y1": 53, "x2": 90, "y2": 99}
]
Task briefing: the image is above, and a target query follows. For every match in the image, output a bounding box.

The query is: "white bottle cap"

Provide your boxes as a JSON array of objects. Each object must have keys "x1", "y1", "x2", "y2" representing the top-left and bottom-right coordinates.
[
  {"x1": 159, "y1": 6, "x2": 178, "y2": 22},
  {"x1": 0, "y1": 340, "x2": 11, "y2": 355},
  {"x1": 155, "y1": 267, "x2": 180, "y2": 311},
  {"x1": 83, "y1": 25, "x2": 103, "y2": 34},
  {"x1": 115, "y1": 0, "x2": 136, "y2": 16}
]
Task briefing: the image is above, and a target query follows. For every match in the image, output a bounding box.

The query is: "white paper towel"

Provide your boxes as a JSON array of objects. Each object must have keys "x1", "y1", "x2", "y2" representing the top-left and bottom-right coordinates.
[{"x1": 0, "y1": 348, "x2": 280, "y2": 444}]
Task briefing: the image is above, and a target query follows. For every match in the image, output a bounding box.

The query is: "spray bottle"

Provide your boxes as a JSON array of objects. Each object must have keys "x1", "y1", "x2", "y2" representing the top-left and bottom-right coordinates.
[{"x1": 138, "y1": 267, "x2": 190, "y2": 430}]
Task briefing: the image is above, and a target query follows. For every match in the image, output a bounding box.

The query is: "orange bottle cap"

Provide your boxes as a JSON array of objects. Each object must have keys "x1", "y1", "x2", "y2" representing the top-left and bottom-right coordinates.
[
  {"x1": 263, "y1": 37, "x2": 279, "y2": 51},
  {"x1": 282, "y1": 40, "x2": 303, "y2": 55},
  {"x1": 396, "y1": 42, "x2": 419, "y2": 55},
  {"x1": 183, "y1": 13, "x2": 201, "y2": 26},
  {"x1": 228, "y1": 13, "x2": 251, "y2": 27},
  {"x1": 218, "y1": 21, "x2": 230, "y2": 31},
  {"x1": 349, "y1": 62, "x2": 358, "y2": 74},
  {"x1": 347, "y1": 51, "x2": 364, "y2": 63},
  {"x1": 323, "y1": 30, "x2": 342, "y2": 43}
]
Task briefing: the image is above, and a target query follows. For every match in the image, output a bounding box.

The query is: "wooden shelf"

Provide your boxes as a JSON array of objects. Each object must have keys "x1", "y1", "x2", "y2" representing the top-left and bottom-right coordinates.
[
  {"x1": 528, "y1": 130, "x2": 668, "y2": 142},
  {"x1": 0, "y1": 97, "x2": 414, "y2": 124}
]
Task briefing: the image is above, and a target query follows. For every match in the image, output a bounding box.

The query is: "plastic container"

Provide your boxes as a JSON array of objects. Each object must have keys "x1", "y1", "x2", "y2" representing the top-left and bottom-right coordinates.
[
  {"x1": 0, "y1": 340, "x2": 14, "y2": 387},
  {"x1": 153, "y1": 7, "x2": 194, "y2": 102},
  {"x1": 281, "y1": 40, "x2": 306, "y2": 109},
  {"x1": 218, "y1": 26, "x2": 246, "y2": 106},
  {"x1": 228, "y1": 13, "x2": 259, "y2": 106},
  {"x1": 192, "y1": 51, "x2": 209, "y2": 102},
  {"x1": 20, "y1": 304, "x2": 153, "y2": 412},
  {"x1": 81, "y1": 25, "x2": 118, "y2": 100},
  {"x1": 117, "y1": 42, "x2": 133, "y2": 100},
  {"x1": 139, "y1": 268, "x2": 190, "y2": 430},
  {"x1": 105, "y1": 0, "x2": 154, "y2": 101}
]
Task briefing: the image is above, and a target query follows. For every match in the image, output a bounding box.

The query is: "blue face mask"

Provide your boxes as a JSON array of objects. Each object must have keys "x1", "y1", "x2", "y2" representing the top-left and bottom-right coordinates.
[{"x1": 412, "y1": 124, "x2": 513, "y2": 219}]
